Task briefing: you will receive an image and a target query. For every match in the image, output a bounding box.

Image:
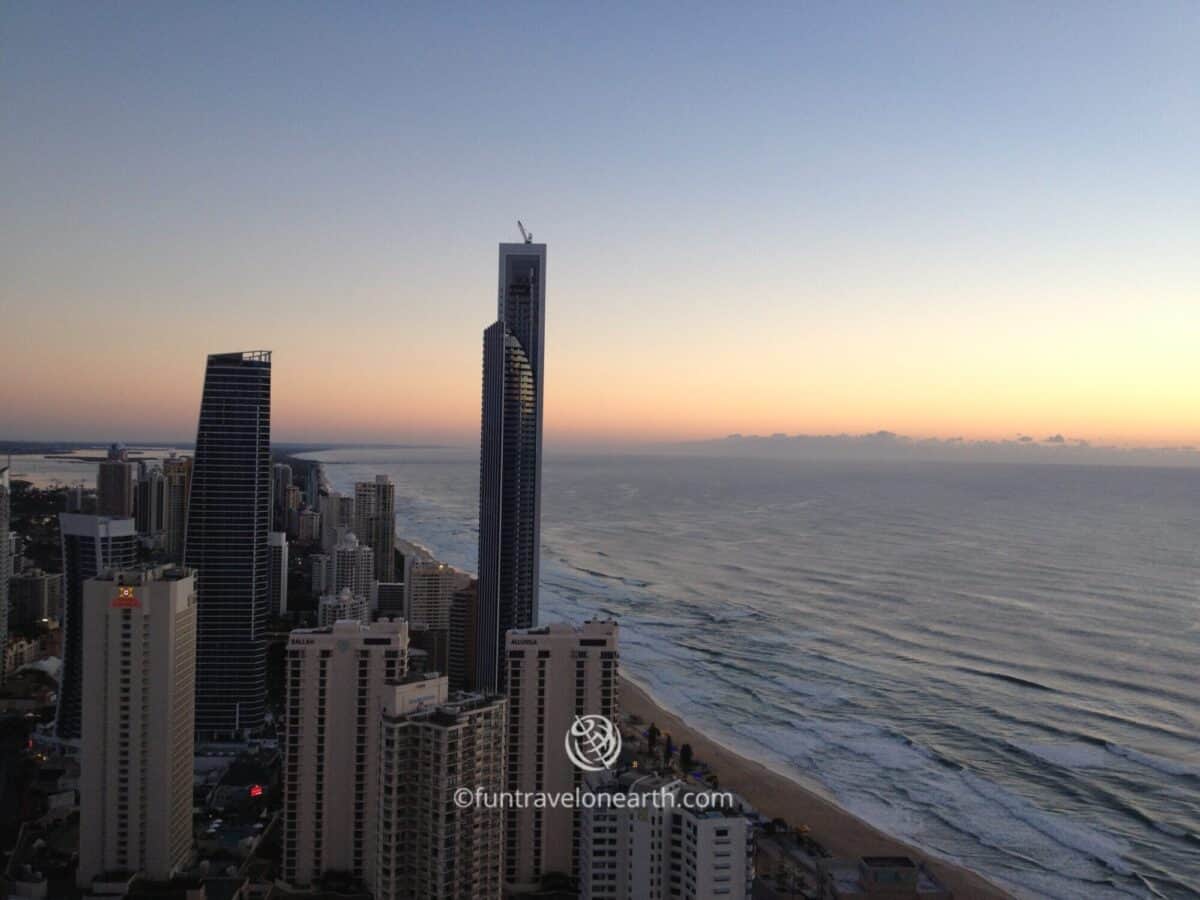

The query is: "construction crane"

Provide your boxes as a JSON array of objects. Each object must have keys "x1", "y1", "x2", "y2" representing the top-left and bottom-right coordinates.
[{"x1": 517, "y1": 220, "x2": 533, "y2": 244}]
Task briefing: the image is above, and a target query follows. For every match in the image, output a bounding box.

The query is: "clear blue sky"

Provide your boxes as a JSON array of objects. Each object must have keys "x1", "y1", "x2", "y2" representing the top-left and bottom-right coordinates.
[{"x1": 2, "y1": 3, "x2": 1198, "y2": 444}]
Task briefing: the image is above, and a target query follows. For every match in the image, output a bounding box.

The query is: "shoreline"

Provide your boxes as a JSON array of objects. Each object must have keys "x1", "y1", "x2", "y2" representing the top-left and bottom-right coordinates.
[{"x1": 619, "y1": 674, "x2": 1015, "y2": 900}]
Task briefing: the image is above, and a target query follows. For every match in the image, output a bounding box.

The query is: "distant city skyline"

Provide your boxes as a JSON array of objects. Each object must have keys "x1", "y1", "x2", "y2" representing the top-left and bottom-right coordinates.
[{"x1": 3, "y1": 3, "x2": 1198, "y2": 446}]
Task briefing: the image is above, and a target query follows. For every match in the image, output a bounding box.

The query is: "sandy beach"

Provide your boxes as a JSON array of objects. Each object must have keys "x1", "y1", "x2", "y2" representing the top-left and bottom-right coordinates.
[{"x1": 620, "y1": 675, "x2": 1015, "y2": 900}]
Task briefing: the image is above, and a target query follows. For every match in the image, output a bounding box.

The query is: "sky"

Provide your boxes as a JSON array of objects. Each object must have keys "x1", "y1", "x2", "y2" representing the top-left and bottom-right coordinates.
[{"x1": 2, "y1": 2, "x2": 1198, "y2": 447}]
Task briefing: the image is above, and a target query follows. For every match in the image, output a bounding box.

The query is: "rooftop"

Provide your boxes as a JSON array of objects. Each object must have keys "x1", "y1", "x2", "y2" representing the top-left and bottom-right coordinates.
[{"x1": 94, "y1": 565, "x2": 195, "y2": 585}]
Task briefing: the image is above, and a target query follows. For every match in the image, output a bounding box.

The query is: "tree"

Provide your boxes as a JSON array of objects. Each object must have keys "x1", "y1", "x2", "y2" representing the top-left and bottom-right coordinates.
[
  {"x1": 662, "y1": 734, "x2": 674, "y2": 767},
  {"x1": 647, "y1": 722, "x2": 660, "y2": 752},
  {"x1": 679, "y1": 743, "x2": 694, "y2": 771}
]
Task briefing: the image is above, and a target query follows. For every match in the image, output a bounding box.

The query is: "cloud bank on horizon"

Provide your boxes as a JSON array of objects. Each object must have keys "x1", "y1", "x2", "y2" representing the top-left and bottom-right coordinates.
[{"x1": 672, "y1": 431, "x2": 1200, "y2": 467}]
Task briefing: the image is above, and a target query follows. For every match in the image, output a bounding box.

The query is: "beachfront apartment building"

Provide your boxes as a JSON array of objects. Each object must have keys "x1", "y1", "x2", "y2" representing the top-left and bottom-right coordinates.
[
  {"x1": 578, "y1": 772, "x2": 753, "y2": 900},
  {"x1": 376, "y1": 684, "x2": 507, "y2": 900},
  {"x1": 504, "y1": 620, "x2": 619, "y2": 889},
  {"x1": 355, "y1": 475, "x2": 396, "y2": 582},
  {"x1": 281, "y1": 619, "x2": 409, "y2": 888},
  {"x1": 405, "y1": 559, "x2": 471, "y2": 630},
  {"x1": 77, "y1": 566, "x2": 197, "y2": 888}
]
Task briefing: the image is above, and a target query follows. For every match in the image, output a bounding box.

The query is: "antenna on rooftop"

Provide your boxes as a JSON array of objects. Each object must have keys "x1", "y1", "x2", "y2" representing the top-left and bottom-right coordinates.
[{"x1": 517, "y1": 220, "x2": 533, "y2": 244}]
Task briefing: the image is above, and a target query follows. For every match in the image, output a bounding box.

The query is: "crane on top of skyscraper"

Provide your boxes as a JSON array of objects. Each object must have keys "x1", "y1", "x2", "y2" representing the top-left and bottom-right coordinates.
[{"x1": 517, "y1": 220, "x2": 533, "y2": 244}]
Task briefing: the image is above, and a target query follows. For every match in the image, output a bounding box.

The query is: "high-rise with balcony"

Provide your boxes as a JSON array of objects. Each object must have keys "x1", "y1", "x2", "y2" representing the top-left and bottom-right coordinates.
[
  {"x1": 56, "y1": 514, "x2": 138, "y2": 740},
  {"x1": 282, "y1": 619, "x2": 409, "y2": 888},
  {"x1": 184, "y1": 350, "x2": 272, "y2": 738},
  {"x1": 375, "y1": 683, "x2": 508, "y2": 900},
  {"x1": 405, "y1": 559, "x2": 471, "y2": 631},
  {"x1": 77, "y1": 566, "x2": 197, "y2": 889},
  {"x1": 505, "y1": 620, "x2": 619, "y2": 889},
  {"x1": 333, "y1": 530, "x2": 375, "y2": 600},
  {"x1": 354, "y1": 475, "x2": 396, "y2": 582},
  {"x1": 476, "y1": 239, "x2": 546, "y2": 692}
]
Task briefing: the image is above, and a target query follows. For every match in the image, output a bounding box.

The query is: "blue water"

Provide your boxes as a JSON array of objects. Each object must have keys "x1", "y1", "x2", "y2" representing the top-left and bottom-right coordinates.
[{"x1": 303, "y1": 447, "x2": 1200, "y2": 900}]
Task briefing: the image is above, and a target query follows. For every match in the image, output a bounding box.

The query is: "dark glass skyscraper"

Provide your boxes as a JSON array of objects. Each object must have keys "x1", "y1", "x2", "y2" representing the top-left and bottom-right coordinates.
[
  {"x1": 185, "y1": 350, "x2": 272, "y2": 738},
  {"x1": 475, "y1": 241, "x2": 545, "y2": 692},
  {"x1": 56, "y1": 514, "x2": 138, "y2": 740}
]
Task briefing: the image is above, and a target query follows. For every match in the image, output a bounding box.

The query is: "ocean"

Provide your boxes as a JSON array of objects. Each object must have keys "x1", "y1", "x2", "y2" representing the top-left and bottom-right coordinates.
[{"x1": 302, "y1": 446, "x2": 1200, "y2": 899}]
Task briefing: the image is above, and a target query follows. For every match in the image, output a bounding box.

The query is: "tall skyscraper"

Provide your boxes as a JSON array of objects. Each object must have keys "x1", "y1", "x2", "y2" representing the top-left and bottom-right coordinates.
[
  {"x1": 354, "y1": 476, "x2": 396, "y2": 582},
  {"x1": 578, "y1": 772, "x2": 753, "y2": 900},
  {"x1": 184, "y1": 350, "x2": 272, "y2": 739},
  {"x1": 505, "y1": 621, "x2": 619, "y2": 888},
  {"x1": 475, "y1": 238, "x2": 547, "y2": 692},
  {"x1": 77, "y1": 566, "x2": 197, "y2": 888},
  {"x1": 268, "y1": 530, "x2": 289, "y2": 616},
  {"x1": 97, "y1": 444, "x2": 136, "y2": 518},
  {"x1": 282, "y1": 619, "x2": 409, "y2": 888},
  {"x1": 162, "y1": 453, "x2": 191, "y2": 562},
  {"x1": 0, "y1": 464, "x2": 10, "y2": 674},
  {"x1": 376, "y1": 684, "x2": 507, "y2": 900},
  {"x1": 272, "y1": 462, "x2": 293, "y2": 533},
  {"x1": 56, "y1": 514, "x2": 138, "y2": 740}
]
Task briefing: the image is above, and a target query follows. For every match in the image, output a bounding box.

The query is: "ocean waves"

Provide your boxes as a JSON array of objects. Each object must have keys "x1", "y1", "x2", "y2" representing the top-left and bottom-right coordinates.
[{"x1": 307, "y1": 450, "x2": 1200, "y2": 900}]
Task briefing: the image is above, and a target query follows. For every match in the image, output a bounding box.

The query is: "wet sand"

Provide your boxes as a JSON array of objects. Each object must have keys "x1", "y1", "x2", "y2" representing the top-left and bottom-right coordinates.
[{"x1": 620, "y1": 675, "x2": 1015, "y2": 899}]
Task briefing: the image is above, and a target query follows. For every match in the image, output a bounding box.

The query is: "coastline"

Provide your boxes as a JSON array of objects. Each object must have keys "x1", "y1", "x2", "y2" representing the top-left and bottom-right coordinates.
[{"x1": 619, "y1": 674, "x2": 1016, "y2": 900}]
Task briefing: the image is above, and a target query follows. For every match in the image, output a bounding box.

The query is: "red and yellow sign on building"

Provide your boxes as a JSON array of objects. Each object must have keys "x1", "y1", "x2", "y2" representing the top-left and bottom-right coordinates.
[{"x1": 111, "y1": 586, "x2": 141, "y2": 609}]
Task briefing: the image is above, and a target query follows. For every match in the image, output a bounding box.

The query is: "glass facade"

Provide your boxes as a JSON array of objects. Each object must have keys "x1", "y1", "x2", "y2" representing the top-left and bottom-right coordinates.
[
  {"x1": 475, "y1": 243, "x2": 545, "y2": 692},
  {"x1": 184, "y1": 350, "x2": 272, "y2": 737}
]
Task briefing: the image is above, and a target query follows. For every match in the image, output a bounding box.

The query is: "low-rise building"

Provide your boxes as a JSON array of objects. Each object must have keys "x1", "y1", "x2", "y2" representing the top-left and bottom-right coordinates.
[{"x1": 819, "y1": 856, "x2": 952, "y2": 899}]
